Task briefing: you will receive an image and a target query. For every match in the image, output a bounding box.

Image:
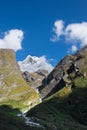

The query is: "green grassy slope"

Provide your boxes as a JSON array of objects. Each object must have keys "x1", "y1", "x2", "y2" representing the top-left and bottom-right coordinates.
[{"x1": 0, "y1": 49, "x2": 40, "y2": 111}]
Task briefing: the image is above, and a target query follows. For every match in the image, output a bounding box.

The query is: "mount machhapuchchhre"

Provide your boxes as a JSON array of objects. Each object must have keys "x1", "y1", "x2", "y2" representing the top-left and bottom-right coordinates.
[
  {"x1": 0, "y1": 46, "x2": 87, "y2": 130},
  {"x1": 18, "y1": 55, "x2": 53, "y2": 73}
]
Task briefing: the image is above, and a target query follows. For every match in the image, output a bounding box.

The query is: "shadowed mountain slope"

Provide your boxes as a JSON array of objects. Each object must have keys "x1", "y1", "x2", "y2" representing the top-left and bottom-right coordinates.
[{"x1": 27, "y1": 46, "x2": 87, "y2": 130}]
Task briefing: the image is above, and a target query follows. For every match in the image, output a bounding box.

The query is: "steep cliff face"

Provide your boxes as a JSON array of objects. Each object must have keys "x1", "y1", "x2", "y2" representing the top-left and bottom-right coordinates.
[
  {"x1": 39, "y1": 46, "x2": 87, "y2": 99},
  {"x1": 22, "y1": 69, "x2": 48, "y2": 90},
  {"x1": 0, "y1": 49, "x2": 40, "y2": 111}
]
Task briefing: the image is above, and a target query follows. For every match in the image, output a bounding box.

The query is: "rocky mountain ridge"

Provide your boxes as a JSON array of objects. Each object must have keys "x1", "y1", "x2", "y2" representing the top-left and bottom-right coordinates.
[
  {"x1": 39, "y1": 45, "x2": 87, "y2": 99},
  {"x1": 26, "y1": 45, "x2": 87, "y2": 130}
]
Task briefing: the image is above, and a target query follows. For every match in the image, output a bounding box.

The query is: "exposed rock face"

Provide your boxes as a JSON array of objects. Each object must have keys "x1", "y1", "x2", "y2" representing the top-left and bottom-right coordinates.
[
  {"x1": 22, "y1": 69, "x2": 48, "y2": 89},
  {"x1": 0, "y1": 49, "x2": 40, "y2": 111},
  {"x1": 39, "y1": 46, "x2": 87, "y2": 99}
]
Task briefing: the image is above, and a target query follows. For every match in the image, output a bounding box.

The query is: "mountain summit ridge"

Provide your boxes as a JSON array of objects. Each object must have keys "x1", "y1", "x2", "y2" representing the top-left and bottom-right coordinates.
[{"x1": 18, "y1": 55, "x2": 53, "y2": 73}]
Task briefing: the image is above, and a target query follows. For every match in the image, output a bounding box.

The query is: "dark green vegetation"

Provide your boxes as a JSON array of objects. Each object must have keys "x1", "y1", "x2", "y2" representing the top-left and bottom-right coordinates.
[
  {"x1": 0, "y1": 105, "x2": 43, "y2": 130},
  {"x1": 27, "y1": 76, "x2": 87, "y2": 130}
]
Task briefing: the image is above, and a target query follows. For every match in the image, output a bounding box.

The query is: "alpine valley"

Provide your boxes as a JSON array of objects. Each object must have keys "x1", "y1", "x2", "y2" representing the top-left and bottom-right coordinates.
[{"x1": 0, "y1": 46, "x2": 87, "y2": 130}]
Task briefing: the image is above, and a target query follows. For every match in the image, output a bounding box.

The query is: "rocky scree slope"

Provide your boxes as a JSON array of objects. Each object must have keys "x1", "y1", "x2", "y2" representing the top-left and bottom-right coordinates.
[
  {"x1": 0, "y1": 49, "x2": 40, "y2": 111},
  {"x1": 39, "y1": 46, "x2": 87, "y2": 99}
]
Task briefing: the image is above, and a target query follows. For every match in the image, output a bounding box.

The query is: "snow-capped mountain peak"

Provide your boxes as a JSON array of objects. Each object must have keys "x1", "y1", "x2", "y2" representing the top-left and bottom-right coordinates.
[{"x1": 18, "y1": 55, "x2": 54, "y2": 73}]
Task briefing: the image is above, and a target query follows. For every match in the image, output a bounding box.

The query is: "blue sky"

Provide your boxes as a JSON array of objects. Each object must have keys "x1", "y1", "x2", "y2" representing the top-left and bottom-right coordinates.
[{"x1": 0, "y1": 0, "x2": 87, "y2": 66}]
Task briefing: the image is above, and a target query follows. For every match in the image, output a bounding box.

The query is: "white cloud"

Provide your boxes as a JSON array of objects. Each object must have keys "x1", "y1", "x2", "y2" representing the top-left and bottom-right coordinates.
[
  {"x1": 65, "y1": 22, "x2": 87, "y2": 47},
  {"x1": 51, "y1": 20, "x2": 64, "y2": 42},
  {"x1": 51, "y1": 20, "x2": 87, "y2": 52},
  {"x1": 0, "y1": 29, "x2": 24, "y2": 52},
  {"x1": 71, "y1": 45, "x2": 78, "y2": 53}
]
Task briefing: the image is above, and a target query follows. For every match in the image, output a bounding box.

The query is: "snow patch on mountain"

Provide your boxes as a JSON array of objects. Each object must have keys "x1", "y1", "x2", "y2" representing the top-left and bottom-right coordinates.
[{"x1": 18, "y1": 55, "x2": 54, "y2": 73}]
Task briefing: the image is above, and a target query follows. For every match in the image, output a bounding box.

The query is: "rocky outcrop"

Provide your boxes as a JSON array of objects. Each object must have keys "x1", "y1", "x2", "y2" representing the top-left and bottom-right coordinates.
[
  {"x1": 22, "y1": 69, "x2": 48, "y2": 89},
  {"x1": 0, "y1": 49, "x2": 40, "y2": 111},
  {"x1": 39, "y1": 46, "x2": 87, "y2": 99}
]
